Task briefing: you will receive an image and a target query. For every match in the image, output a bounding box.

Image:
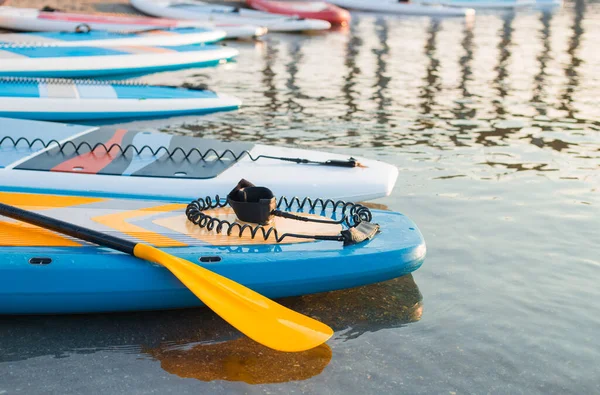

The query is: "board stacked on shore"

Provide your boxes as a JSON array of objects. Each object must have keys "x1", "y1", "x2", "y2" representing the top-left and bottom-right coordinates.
[
  {"x1": 0, "y1": 27, "x2": 226, "y2": 47},
  {"x1": 245, "y1": 0, "x2": 351, "y2": 25},
  {"x1": 0, "y1": 43, "x2": 237, "y2": 78},
  {"x1": 130, "y1": 0, "x2": 333, "y2": 32},
  {"x1": 0, "y1": 117, "x2": 397, "y2": 201},
  {"x1": 0, "y1": 78, "x2": 241, "y2": 120},
  {"x1": 419, "y1": 0, "x2": 534, "y2": 9},
  {"x1": 0, "y1": 6, "x2": 267, "y2": 39},
  {"x1": 328, "y1": 0, "x2": 475, "y2": 16}
]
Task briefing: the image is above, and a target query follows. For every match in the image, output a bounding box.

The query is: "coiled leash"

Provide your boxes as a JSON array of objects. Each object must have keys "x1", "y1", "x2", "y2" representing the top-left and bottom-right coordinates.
[{"x1": 186, "y1": 179, "x2": 380, "y2": 246}]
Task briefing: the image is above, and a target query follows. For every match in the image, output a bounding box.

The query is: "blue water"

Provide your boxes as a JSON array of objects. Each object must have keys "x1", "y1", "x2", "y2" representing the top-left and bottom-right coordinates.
[{"x1": 1, "y1": 1, "x2": 599, "y2": 393}]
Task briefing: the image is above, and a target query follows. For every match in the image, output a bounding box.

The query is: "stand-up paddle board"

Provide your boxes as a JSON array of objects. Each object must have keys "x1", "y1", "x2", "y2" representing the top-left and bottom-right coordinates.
[
  {"x1": 0, "y1": 7, "x2": 267, "y2": 39},
  {"x1": 0, "y1": 78, "x2": 241, "y2": 121},
  {"x1": 420, "y1": 0, "x2": 534, "y2": 9},
  {"x1": 246, "y1": 0, "x2": 350, "y2": 25},
  {"x1": 0, "y1": 43, "x2": 237, "y2": 78},
  {"x1": 328, "y1": 0, "x2": 475, "y2": 16},
  {"x1": 130, "y1": 0, "x2": 332, "y2": 32},
  {"x1": 0, "y1": 117, "x2": 397, "y2": 201},
  {"x1": 0, "y1": 189, "x2": 425, "y2": 314},
  {"x1": 0, "y1": 27, "x2": 226, "y2": 47}
]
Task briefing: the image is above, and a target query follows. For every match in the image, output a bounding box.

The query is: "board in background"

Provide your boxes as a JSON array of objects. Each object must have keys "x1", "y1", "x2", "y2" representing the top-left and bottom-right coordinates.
[
  {"x1": 328, "y1": 0, "x2": 475, "y2": 17},
  {"x1": 0, "y1": 6, "x2": 267, "y2": 39},
  {"x1": 0, "y1": 78, "x2": 241, "y2": 121},
  {"x1": 0, "y1": 27, "x2": 226, "y2": 47},
  {"x1": 246, "y1": 0, "x2": 350, "y2": 25},
  {"x1": 0, "y1": 44, "x2": 237, "y2": 78},
  {"x1": 130, "y1": 0, "x2": 332, "y2": 32}
]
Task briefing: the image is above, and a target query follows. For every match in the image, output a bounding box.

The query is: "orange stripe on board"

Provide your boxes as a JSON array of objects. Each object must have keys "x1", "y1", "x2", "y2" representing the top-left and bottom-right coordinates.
[
  {"x1": 51, "y1": 129, "x2": 128, "y2": 174},
  {"x1": 0, "y1": 221, "x2": 81, "y2": 247},
  {"x1": 122, "y1": 46, "x2": 176, "y2": 53},
  {"x1": 0, "y1": 192, "x2": 104, "y2": 247},
  {"x1": 0, "y1": 192, "x2": 104, "y2": 210},
  {"x1": 144, "y1": 30, "x2": 177, "y2": 36},
  {"x1": 92, "y1": 203, "x2": 188, "y2": 247}
]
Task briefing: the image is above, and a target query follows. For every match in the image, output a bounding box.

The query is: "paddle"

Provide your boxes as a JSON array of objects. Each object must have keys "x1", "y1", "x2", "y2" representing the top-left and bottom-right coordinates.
[{"x1": 0, "y1": 202, "x2": 333, "y2": 352}]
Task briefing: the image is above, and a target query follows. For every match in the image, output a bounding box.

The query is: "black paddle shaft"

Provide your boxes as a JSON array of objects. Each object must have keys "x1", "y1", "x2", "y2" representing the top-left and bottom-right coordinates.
[{"x1": 0, "y1": 202, "x2": 136, "y2": 254}]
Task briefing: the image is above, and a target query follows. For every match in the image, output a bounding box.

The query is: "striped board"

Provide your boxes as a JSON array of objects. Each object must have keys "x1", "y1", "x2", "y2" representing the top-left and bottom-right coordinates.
[
  {"x1": 0, "y1": 190, "x2": 425, "y2": 314},
  {"x1": 0, "y1": 6, "x2": 267, "y2": 39},
  {"x1": 246, "y1": 0, "x2": 351, "y2": 25},
  {"x1": 328, "y1": 0, "x2": 475, "y2": 16},
  {"x1": 0, "y1": 27, "x2": 226, "y2": 47},
  {"x1": 130, "y1": 0, "x2": 332, "y2": 32},
  {"x1": 0, "y1": 117, "x2": 398, "y2": 202},
  {"x1": 0, "y1": 78, "x2": 241, "y2": 121},
  {"x1": 0, "y1": 43, "x2": 237, "y2": 78}
]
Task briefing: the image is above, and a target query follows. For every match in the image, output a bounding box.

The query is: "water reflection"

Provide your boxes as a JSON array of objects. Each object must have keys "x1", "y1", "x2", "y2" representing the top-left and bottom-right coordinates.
[
  {"x1": 420, "y1": 19, "x2": 442, "y2": 118},
  {"x1": 262, "y1": 38, "x2": 280, "y2": 127},
  {"x1": 0, "y1": 275, "x2": 421, "y2": 383},
  {"x1": 285, "y1": 40, "x2": 307, "y2": 114},
  {"x1": 560, "y1": 0, "x2": 585, "y2": 119},
  {"x1": 372, "y1": 17, "x2": 391, "y2": 127},
  {"x1": 455, "y1": 22, "x2": 475, "y2": 119},
  {"x1": 144, "y1": 341, "x2": 332, "y2": 384},
  {"x1": 493, "y1": 12, "x2": 515, "y2": 118},
  {"x1": 342, "y1": 16, "x2": 363, "y2": 122},
  {"x1": 532, "y1": 11, "x2": 553, "y2": 116},
  {"x1": 161, "y1": 6, "x2": 600, "y2": 175}
]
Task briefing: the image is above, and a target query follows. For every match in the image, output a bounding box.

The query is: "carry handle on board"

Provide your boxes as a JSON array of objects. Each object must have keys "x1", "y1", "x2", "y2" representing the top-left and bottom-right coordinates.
[{"x1": 0, "y1": 201, "x2": 333, "y2": 352}]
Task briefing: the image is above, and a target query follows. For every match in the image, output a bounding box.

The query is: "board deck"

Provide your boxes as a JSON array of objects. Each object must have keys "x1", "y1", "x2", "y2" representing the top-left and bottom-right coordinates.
[
  {"x1": 0, "y1": 44, "x2": 238, "y2": 78},
  {"x1": 0, "y1": 191, "x2": 342, "y2": 247},
  {"x1": 0, "y1": 190, "x2": 426, "y2": 314},
  {"x1": 0, "y1": 118, "x2": 398, "y2": 201},
  {"x1": 0, "y1": 7, "x2": 267, "y2": 39},
  {"x1": 13, "y1": 128, "x2": 254, "y2": 179},
  {"x1": 328, "y1": 0, "x2": 475, "y2": 16},
  {"x1": 0, "y1": 27, "x2": 226, "y2": 47},
  {"x1": 130, "y1": 0, "x2": 332, "y2": 32},
  {"x1": 246, "y1": 0, "x2": 351, "y2": 25},
  {"x1": 0, "y1": 79, "x2": 241, "y2": 120}
]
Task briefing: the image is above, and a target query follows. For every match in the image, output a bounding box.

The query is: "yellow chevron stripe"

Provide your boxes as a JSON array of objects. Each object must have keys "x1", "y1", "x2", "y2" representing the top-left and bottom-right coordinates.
[
  {"x1": 0, "y1": 192, "x2": 104, "y2": 247},
  {"x1": 0, "y1": 221, "x2": 81, "y2": 247},
  {"x1": 92, "y1": 203, "x2": 187, "y2": 247},
  {"x1": 0, "y1": 192, "x2": 104, "y2": 210}
]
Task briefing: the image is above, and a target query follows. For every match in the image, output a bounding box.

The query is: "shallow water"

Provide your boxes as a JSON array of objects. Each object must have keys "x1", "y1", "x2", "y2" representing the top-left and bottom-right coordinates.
[{"x1": 1, "y1": 1, "x2": 599, "y2": 393}]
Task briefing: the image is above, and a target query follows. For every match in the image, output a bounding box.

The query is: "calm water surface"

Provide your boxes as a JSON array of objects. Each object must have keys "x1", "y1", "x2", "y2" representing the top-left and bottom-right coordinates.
[{"x1": 1, "y1": 1, "x2": 599, "y2": 393}]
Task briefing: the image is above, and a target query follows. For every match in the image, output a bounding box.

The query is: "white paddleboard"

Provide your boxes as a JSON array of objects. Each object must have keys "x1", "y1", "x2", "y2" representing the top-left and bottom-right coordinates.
[
  {"x1": 130, "y1": 0, "x2": 332, "y2": 32},
  {"x1": 0, "y1": 43, "x2": 237, "y2": 78},
  {"x1": 0, "y1": 6, "x2": 267, "y2": 39},
  {"x1": 420, "y1": 0, "x2": 534, "y2": 9},
  {"x1": 0, "y1": 117, "x2": 398, "y2": 202},
  {"x1": 0, "y1": 78, "x2": 241, "y2": 121},
  {"x1": 0, "y1": 27, "x2": 226, "y2": 47},
  {"x1": 329, "y1": 0, "x2": 475, "y2": 16}
]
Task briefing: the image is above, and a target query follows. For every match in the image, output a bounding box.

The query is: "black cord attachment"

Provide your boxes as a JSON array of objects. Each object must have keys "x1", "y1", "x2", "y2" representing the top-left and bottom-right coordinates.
[
  {"x1": 0, "y1": 136, "x2": 362, "y2": 169},
  {"x1": 185, "y1": 179, "x2": 380, "y2": 246}
]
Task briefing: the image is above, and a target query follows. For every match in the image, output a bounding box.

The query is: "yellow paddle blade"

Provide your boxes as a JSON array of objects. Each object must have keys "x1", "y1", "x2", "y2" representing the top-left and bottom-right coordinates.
[{"x1": 133, "y1": 244, "x2": 333, "y2": 352}]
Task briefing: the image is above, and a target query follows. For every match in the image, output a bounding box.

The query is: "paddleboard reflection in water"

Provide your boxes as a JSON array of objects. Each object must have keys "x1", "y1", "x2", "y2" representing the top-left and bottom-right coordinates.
[
  {"x1": 144, "y1": 340, "x2": 332, "y2": 384},
  {"x1": 0, "y1": 275, "x2": 422, "y2": 384},
  {"x1": 141, "y1": 274, "x2": 422, "y2": 383}
]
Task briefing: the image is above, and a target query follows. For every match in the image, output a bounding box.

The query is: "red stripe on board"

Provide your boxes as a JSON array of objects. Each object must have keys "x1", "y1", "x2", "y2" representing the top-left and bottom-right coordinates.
[{"x1": 51, "y1": 129, "x2": 128, "y2": 174}]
